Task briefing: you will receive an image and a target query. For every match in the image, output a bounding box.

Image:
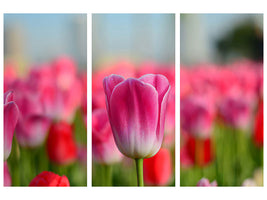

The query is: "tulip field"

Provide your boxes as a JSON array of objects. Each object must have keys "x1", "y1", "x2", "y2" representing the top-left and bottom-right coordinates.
[
  {"x1": 180, "y1": 60, "x2": 263, "y2": 186},
  {"x1": 4, "y1": 57, "x2": 87, "y2": 186},
  {"x1": 92, "y1": 61, "x2": 175, "y2": 186}
]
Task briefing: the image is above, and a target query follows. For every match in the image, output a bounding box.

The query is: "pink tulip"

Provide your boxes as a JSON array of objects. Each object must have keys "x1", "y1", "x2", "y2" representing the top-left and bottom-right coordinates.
[
  {"x1": 9, "y1": 80, "x2": 51, "y2": 148},
  {"x1": 28, "y1": 64, "x2": 64, "y2": 120},
  {"x1": 28, "y1": 60, "x2": 83, "y2": 123},
  {"x1": 197, "y1": 178, "x2": 217, "y2": 186},
  {"x1": 92, "y1": 109, "x2": 122, "y2": 164},
  {"x1": 4, "y1": 91, "x2": 19, "y2": 160},
  {"x1": 180, "y1": 95, "x2": 215, "y2": 138},
  {"x1": 4, "y1": 161, "x2": 12, "y2": 186},
  {"x1": 103, "y1": 74, "x2": 170, "y2": 159},
  {"x1": 218, "y1": 92, "x2": 252, "y2": 130}
]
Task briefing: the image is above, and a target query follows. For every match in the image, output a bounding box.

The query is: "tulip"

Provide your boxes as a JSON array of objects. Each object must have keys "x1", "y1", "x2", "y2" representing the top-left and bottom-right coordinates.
[
  {"x1": 46, "y1": 121, "x2": 77, "y2": 165},
  {"x1": 181, "y1": 134, "x2": 213, "y2": 168},
  {"x1": 143, "y1": 148, "x2": 172, "y2": 186},
  {"x1": 4, "y1": 91, "x2": 19, "y2": 160},
  {"x1": 103, "y1": 74, "x2": 170, "y2": 186},
  {"x1": 197, "y1": 178, "x2": 217, "y2": 186},
  {"x1": 218, "y1": 92, "x2": 252, "y2": 130},
  {"x1": 180, "y1": 95, "x2": 215, "y2": 138},
  {"x1": 29, "y1": 171, "x2": 70, "y2": 186},
  {"x1": 4, "y1": 161, "x2": 12, "y2": 186},
  {"x1": 28, "y1": 63, "x2": 83, "y2": 123},
  {"x1": 254, "y1": 100, "x2": 263, "y2": 147},
  {"x1": 92, "y1": 109, "x2": 122, "y2": 164},
  {"x1": 8, "y1": 80, "x2": 51, "y2": 148}
]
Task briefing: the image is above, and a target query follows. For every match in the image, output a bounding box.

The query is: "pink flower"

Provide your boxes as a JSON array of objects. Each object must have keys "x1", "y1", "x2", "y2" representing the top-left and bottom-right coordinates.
[
  {"x1": 180, "y1": 95, "x2": 215, "y2": 138},
  {"x1": 143, "y1": 148, "x2": 172, "y2": 186},
  {"x1": 92, "y1": 109, "x2": 122, "y2": 164},
  {"x1": 103, "y1": 74, "x2": 170, "y2": 159},
  {"x1": 4, "y1": 91, "x2": 19, "y2": 160},
  {"x1": 218, "y1": 92, "x2": 252, "y2": 130},
  {"x1": 52, "y1": 56, "x2": 77, "y2": 91},
  {"x1": 4, "y1": 161, "x2": 12, "y2": 186},
  {"x1": 9, "y1": 80, "x2": 50, "y2": 148},
  {"x1": 197, "y1": 178, "x2": 217, "y2": 186},
  {"x1": 28, "y1": 61, "x2": 83, "y2": 123}
]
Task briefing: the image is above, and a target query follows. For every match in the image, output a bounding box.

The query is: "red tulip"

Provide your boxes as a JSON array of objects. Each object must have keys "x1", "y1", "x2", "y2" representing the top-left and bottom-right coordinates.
[
  {"x1": 29, "y1": 171, "x2": 70, "y2": 186},
  {"x1": 254, "y1": 100, "x2": 263, "y2": 147},
  {"x1": 46, "y1": 121, "x2": 77, "y2": 165},
  {"x1": 143, "y1": 148, "x2": 172, "y2": 186},
  {"x1": 181, "y1": 134, "x2": 213, "y2": 167}
]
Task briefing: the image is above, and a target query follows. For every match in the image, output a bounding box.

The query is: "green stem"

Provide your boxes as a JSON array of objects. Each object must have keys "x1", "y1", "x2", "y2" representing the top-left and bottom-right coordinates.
[
  {"x1": 135, "y1": 158, "x2": 144, "y2": 186},
  {"x1": 104, "y1": 165, "x2": 112, "y2": 186}
]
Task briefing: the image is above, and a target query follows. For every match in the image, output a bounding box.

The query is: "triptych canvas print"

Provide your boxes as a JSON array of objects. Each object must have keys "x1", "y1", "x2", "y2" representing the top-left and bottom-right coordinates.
[{"x1": 3, "y1": 13, "x2": 263, "y2": 187}]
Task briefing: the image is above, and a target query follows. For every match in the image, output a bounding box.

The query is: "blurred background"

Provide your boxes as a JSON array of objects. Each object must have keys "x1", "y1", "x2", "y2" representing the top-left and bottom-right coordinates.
[
  {"x1": 92, "y1": 14, "x2": 175, "y2": 68},
  {"x1": 4, "y1": 14, "x2": 87, "y2": 72},
  {"x1": 92, "y1": 14, "x2": 175, "y2": 186},
  {"x1": 4, "y1": 14, "x2": 87, "y2": 186},
  {"x1": 180, "y1": 14, "x2": 263, "y2": 187},
  {"x1": 181, "y1": 14, "x2": 263, "y2": 65}
]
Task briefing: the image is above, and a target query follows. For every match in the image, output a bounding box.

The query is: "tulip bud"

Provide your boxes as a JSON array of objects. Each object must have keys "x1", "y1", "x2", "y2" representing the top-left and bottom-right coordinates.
[{"x1": 103, "y1": 74, "x2": 170, "y2": 159}]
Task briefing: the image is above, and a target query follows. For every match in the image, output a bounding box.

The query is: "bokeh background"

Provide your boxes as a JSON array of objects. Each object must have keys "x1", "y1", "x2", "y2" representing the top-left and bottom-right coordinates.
[
  {"x1": 181, "y1": 14, "x2": 263, "y2": 65},
  {"x1": 4, "y1": 14, "x2": 87, "y2": 186},
  {"x1": 92, "y1": 14, "x2": 175, "y2": 186},
  {"x1": 180, "y1": 14, "x2": 263, "y2": 186}
]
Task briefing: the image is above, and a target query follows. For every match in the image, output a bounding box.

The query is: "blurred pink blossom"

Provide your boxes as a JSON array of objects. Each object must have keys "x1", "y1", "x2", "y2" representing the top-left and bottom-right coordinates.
[
  {"x1": 197, "y1": 178, "x2": 217, "y2": 186},
  {"x1": 92, "y1": 108, "x2": 122, "y2": 164}
]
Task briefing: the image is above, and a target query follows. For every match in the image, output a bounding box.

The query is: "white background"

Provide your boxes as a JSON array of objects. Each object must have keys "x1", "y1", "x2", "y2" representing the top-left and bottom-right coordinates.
[{"x1": 0, "y1": 0, "x2": 266, "y2": 200}]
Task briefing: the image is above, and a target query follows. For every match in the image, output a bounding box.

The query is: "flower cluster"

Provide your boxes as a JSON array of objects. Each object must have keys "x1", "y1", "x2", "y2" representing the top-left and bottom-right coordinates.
[
  {"x1": 4, "y1": 56, "x2": 87, "y2": 186},
  {"x1": 180, "y1": 60, "x2": 263, "y2": 186}
]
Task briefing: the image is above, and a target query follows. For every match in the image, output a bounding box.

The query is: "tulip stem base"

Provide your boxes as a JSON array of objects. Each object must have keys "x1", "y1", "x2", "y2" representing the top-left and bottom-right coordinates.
[{"x1": 135, "y1": 158, "x2": 144, "y2": 186}]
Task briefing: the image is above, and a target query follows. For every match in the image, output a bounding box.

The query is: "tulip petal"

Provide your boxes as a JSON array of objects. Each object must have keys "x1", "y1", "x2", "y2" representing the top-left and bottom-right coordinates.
[
  {"x1": 4, "y1": 102, "x2": 19, "y2": 160},
  {"x1": 139, "y1": 74, "x2": 170, "y2": 105},
  {"x1": 4, "y1": 90, "x2": 14, "y2": 104},
  {"x1": 103, "y1": 75, "x2": 125, "y2": 115},
  {"x1": 109, "y1": 78, "x2": 159, "y2": 158},
  {"x1": 140, "y1": 74, "x2": 171, "y2": 147}
]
